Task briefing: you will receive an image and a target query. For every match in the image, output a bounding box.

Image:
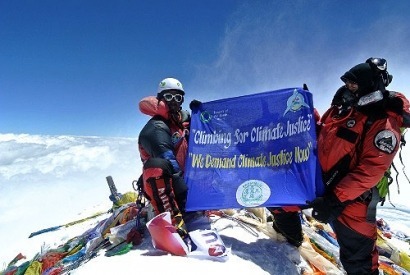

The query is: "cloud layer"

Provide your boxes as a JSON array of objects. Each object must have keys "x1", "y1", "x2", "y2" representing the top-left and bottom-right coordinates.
[{"x1": 0, "y1": 133, "x2": 141, "y2": 261}]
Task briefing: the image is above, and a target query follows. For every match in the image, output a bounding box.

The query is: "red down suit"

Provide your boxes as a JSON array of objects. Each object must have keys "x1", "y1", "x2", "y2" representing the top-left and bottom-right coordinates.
[{"x1": 317, "y1": 91, "x2": 409, "y2": 274}]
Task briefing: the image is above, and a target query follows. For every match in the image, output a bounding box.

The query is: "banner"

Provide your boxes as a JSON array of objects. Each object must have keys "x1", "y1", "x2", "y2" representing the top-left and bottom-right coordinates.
[{"x1": 185, "y1": 88, "x2": 324, "y2": 211}]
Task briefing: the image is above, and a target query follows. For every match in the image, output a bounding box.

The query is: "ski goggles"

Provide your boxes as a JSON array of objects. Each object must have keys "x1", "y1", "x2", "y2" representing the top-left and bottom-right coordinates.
[
  {"x1": 367, "y1": 58, "x2": 387, "y2": 71},
  {"x1": 163, "y1": 93, "x2": 184, "y2": 103}
]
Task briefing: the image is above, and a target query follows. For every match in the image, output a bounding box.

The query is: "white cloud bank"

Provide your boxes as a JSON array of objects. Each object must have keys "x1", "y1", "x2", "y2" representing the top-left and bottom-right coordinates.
[{"x1": 0, "y1": 133, "x2": 141, "y2": 262}]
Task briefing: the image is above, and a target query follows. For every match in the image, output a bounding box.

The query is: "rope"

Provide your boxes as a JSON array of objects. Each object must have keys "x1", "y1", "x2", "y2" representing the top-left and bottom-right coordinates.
[{"x1": 212, "y1": 213, "x2": 259, "y2": 237}]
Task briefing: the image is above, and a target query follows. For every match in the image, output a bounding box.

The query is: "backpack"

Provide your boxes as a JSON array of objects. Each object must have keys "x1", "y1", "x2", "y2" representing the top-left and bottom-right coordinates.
[{"x1": 376, "y1": 128, "x2": 409, "y2": 206}]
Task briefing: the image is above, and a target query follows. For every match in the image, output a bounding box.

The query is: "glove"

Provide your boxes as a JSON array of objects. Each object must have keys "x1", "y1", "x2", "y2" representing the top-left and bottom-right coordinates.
[
  {"x1": 307, "y1": 197, "x2": 331, "y2": 223},
  {"x1": 306, "y1": 193, "x2": 345, "y2": 224},
  {"x1": 173, "y1": 170, "x2": 183, "y2": 178},
  {"x1": 303, "y1": 83, "x2": 309, "y2": 91},
  {"x1": 189, "y1": 99, "x2": 202, "y2": 111}
]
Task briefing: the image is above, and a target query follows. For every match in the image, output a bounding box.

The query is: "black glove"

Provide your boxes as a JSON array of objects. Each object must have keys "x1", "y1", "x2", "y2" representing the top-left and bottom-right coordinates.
[
  {"x1": 172, "y1": 170, "x2": 183, "y2": 178},
  {"x1": 189, "y1": 99, "x2": 202, "y2": 111},
  {"x1": 306, "y1": 193, "x2": 345, "y2": 224},
  {"x1": 303, "y1": 83, "x2": 309, "y2": 91}
]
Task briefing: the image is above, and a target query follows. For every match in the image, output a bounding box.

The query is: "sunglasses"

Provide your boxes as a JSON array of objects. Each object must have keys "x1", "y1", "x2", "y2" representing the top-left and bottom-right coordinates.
[{"x1": 163, "y1": 93, "x2": 183, "y2": 103}]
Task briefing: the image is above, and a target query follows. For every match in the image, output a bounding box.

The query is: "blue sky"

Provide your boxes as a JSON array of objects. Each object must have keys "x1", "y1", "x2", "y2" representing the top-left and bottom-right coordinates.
[{"x1": 1, "y1": 1, "x2": 410, "y2": 137}]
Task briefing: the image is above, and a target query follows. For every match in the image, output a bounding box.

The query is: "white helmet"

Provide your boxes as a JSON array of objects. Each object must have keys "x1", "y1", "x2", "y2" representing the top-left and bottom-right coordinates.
[{"x1": 157, "y1": 78, "x2": 185, "y2": 97}]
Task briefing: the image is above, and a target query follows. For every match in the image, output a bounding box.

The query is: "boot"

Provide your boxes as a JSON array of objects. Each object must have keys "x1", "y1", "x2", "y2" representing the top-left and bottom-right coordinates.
[
  {"x1": 271, "y1": 211, "x2": 303, "y2": 247},
  {"x1": 173, "y1": 212, "x2": 189, "y2": 239}
]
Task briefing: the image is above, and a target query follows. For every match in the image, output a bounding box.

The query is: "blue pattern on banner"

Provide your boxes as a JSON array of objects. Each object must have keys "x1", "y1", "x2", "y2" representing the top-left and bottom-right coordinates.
[{"x1": 185, "y1": 88, "x2": 324, "y2": 211}]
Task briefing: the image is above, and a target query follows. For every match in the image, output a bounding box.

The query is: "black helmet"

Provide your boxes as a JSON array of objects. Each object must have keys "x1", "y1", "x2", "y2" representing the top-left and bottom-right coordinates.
[{"x1": 365, "y1": 57, "x2": 393, "y2": 90}]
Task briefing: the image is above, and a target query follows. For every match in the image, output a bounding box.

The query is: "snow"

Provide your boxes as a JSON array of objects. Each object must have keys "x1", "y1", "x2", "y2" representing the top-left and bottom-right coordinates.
[
  {"x1": 2, "y1": 200, "x2": 410, "y2": 275},
  {"x1": 70, "y1": 215, "x2": 300, "y2": 275},
  {"x1": 3, "y1": 202, "x2": 301, "y2": 274},
  {"x1": 1, "y1": 133, "x2": 410, "y2": 274}
]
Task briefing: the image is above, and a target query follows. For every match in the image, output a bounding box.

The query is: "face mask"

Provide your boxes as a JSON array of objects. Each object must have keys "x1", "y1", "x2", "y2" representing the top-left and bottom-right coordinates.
[{"x1": 333, "y1": 88, "x2": 357, "y2": 109}]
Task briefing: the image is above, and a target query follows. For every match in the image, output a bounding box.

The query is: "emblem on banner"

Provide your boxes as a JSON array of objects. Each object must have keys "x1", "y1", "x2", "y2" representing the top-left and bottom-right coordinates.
[
  {"x1": 236, "y1": 180, "x2": 271, "y2": 207},
  {"x1": 283, "y1": 89, "x2": 310, "y2": 116},
  {"x1": 200, "y1": 111, "x2": 212, "y2": 123}
]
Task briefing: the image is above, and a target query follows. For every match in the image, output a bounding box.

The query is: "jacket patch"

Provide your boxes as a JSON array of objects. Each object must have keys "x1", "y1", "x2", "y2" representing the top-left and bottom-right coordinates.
[
  {"x1": 171, "y1": 132, "x2": 182, "y2": 145},
  {"x1": 374, "y1": 130, "x2": 397, "y2": 154},
  {"x1": 346, "y1": 119, "x2": 356, "y2": 128},
  {"x1": 336, "y1": 127, "x2": 358, "y2": 144}
]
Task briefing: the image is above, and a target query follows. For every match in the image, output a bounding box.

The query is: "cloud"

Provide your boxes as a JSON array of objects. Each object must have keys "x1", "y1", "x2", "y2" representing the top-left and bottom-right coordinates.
[
  {"x1": 0, "y1": 133, "x2": 141, "y2": 261},
  {"x1": 0, "y1": 133, "x2": 138, "y2": 181},
  {"x1": 190, "y1": 2, "x2": 410, "y2": 116},
  {"x1": 192, "y1": 2, "x2": 338, "y2": 102}
]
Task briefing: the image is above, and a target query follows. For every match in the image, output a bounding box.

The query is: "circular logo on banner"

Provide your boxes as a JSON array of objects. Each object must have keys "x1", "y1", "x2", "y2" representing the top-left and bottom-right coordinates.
[
  {"x1": 200, "y1": 111, "x2": 212, "y2": 123},
  {"x1": 236, "y1": 180, "x2": 271, "y2": 207}
]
